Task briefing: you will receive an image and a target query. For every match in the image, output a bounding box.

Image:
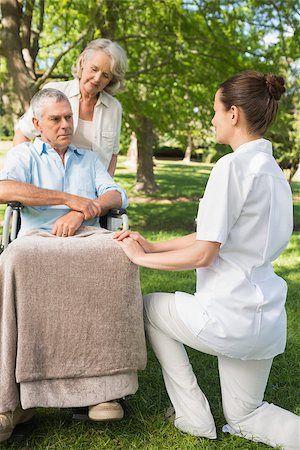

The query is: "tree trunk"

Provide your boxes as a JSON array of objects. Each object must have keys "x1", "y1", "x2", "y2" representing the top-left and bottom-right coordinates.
[
  {"x1": 291, "y1": 160, "x2": 300, "y2": 182},
  {"x1": 135, "y1": 116, "x2": 159, "y2": 193},
  {"x1": 2, "y1": 92, "x2": 20, "y2": 127},
  {"x1": 289, "y1": 159, "x2": 300, "y2": 183},
  {"x1": 183, "y1": 133, "x2": 194, "y2": 163},
  {"x1": 1, "y1": 0, "x2": 35, "y2": 110},
  {"x1": 125, "y1": 132, "x2": 137, "y2": 169}
]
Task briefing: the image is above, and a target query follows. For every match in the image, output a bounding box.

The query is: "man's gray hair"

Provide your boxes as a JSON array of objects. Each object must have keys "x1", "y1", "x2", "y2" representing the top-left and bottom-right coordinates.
[
  {"x1": 31, "y1": 88, "x2": 70, "y2": 120},
  {"x1": 72, "y1": 38, "x2": 127, "y2": 94}
]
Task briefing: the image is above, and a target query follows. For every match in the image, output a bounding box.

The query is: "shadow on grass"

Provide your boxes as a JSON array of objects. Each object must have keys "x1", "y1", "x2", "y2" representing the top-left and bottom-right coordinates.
[
  {"x1": 115, "y1": 161, "x2": 212, "y2": 200},
  {"x1": 293, "y1": 200, "x2": 300, "y2": 230},
  {"x1": 291, "y1": 180, "x2": 300, "y2": 197},
  {"x1": 128, "y1": 202, "x2": 198, "y2": 233}
]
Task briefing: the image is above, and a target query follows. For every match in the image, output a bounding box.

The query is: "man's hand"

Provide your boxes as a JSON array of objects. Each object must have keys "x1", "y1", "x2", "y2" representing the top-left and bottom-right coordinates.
[
  {"x1": 113, "y1": 230, "x2": 153, "y2": 253},
  {"x1": 52, "y1": 211, "x2": 84, "y2": 237},
  {"x1": 65, "y1": 195, "x2": 102, "y2": 220}
]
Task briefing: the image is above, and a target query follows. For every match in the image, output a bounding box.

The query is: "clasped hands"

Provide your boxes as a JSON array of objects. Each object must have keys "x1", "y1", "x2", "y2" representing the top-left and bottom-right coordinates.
[
  {"x1": 113, "y1": 230, "x2": 151, "y2": 264},
  {"x1": 66, "y1": 195, "x2": 102, "y2": 221},
  {"x1": 52, "y1": 195, "x2": 101, "y2": 237}
]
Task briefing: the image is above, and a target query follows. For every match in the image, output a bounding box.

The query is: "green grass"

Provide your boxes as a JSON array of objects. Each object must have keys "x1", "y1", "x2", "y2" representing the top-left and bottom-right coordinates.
[
  {"x1": 115, "y1": 159, "x2": 212, "y2": 201},
  {"x1": 1, "y1": 159, "x2": 299, "y2": 450}
]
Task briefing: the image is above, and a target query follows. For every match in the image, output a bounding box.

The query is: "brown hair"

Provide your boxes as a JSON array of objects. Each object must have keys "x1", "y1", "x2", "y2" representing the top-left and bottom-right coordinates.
[{"x1": 219, "y1": 70, "x2": 285, "y2": 135}]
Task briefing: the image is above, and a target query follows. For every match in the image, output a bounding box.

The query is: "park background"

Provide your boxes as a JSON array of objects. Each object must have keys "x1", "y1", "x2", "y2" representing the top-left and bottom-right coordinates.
[{"x1": 0, "y1": 1, "x2": 299, "y2": 449}]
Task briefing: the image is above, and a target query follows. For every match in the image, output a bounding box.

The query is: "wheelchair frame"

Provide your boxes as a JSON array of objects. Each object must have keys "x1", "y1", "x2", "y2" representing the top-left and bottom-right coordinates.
[{"x1": 0, "y1": 202, "x2": 129, "y2": 253}]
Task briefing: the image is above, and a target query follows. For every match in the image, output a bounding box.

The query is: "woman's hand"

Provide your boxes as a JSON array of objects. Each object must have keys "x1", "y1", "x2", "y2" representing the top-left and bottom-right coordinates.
[
  {"x1": 52, "y1": 211, "x2": 84, "y2": 237},
  {"x1": 113, "y1": 229, "x2": 153, "y2": 253},
  {"x1": 115, "y1": 236, "x2": 146, "y2": 264}
]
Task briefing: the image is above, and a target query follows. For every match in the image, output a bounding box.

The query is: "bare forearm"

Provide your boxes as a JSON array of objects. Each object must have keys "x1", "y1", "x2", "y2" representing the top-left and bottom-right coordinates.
[
  {"x1": 94, "y1": 190, "x2": 122, "y2": 216},
  {"x1": 119, "y1": 240, "x2": 220, "y2": 271},
  {"x1": 0, "y1": 180, "x2": 69, "y2": 205},
  {"x1": 0, "y1": 181, "x2": 103, "y2": 220},
  {"x1": 107, "y1": 154, "x2": 118, "y2": 177},
  {"x1": 150, "y1": 232, "x2": 197, "y2": 253},
  {"x1": 13, "y1": 129, "x2": 30, "y2": 146},
  {"x1": 134, "y1": 246, "x2": 206, "y2": 270}
]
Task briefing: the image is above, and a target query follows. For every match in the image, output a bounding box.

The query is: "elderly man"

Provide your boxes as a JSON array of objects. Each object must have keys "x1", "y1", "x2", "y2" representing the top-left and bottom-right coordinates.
[
  {"x1": 0, "y1": 89, "x2": 146, "y2": 443},
  {"x1": 0, "y1": 88, "x2": 127, "y2": 237}
]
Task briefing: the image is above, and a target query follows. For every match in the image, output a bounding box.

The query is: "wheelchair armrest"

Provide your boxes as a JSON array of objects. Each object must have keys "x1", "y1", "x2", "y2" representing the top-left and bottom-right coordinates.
[
  {"x1": 8, "y1": 201, "x2": 23, "y2": 210},
  {"x1": 106, "y1": 209, "x2": 129, "y2": 231},
  {"x1": 108, "y1": 208, "x2": 127, "y2": 216}
]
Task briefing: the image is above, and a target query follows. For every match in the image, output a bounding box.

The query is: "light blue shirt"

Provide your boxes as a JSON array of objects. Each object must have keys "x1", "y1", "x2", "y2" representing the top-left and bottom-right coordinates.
[{"x1": 0, "y1": 138, "x2": 128, "y2": 235}]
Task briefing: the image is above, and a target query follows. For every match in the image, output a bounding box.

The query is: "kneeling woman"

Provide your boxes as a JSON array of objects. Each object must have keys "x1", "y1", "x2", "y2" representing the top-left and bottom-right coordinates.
[{"x1": 114, "y1": 70, "x2": 299, "y2": 449}]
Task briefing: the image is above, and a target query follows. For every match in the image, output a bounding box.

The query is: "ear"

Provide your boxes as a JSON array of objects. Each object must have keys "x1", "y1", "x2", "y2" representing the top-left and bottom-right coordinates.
[
  {"x1": 230, "y1": 105, "x2": 239, "y2": 125},
  {"x1": 79, "y1": 55, "x2": 85, "y2": 71},
  {"x1": 32, "y1": 117, "x2": 42, "y2": 132}
]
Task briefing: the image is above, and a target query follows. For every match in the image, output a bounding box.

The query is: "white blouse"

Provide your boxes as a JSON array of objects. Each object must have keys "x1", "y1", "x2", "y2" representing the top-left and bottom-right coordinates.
[
  {"x1": 175, "y1": 139, "x2": 293, "y2": 360},
  {"x1": 72, "y1": 118, "x2": 93, "y2": 150}
]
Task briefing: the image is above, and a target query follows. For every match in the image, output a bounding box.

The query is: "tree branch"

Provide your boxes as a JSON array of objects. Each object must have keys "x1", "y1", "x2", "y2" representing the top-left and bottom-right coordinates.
[
  {"x1": 34, "y1": 28, "x2": 91, "y2": 90},
  {"x1": 126, "y1": 59, "x2": 174, "y2": 78},
  {"x1": 32, "y1": 0, "x2": 45, "y2": 62},
  {"x1": 269, "y1": 0, "x2": 293, "y2": 70},
  {"x1": 20, "y1": 0, "x2": 36, "y2": 78}
]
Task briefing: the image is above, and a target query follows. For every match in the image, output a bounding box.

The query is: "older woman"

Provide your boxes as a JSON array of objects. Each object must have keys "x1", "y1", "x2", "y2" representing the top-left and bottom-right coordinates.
[{"x1": 13, "y1": 38, "x2": 127, "y2": 176}]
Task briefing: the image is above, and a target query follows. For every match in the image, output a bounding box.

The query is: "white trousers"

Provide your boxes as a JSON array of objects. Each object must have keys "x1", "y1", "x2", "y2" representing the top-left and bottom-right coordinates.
[{"x1": 144, "y1": 293, "x2": 300, "y2": 450}]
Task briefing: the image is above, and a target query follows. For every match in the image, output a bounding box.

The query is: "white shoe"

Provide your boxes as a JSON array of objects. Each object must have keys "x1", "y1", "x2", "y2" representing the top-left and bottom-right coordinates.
[
  {"x1": 0, "y1": 405, "x2": 34, "y2": 443},
  {"x1": 88, "y1": 401, "x2": 124, "y2": 421}
]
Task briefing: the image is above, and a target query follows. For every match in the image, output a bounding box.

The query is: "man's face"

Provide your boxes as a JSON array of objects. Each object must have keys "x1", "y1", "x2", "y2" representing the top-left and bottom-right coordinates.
[{"x1": 33, "y1": 100, "x2": 73, "y2": 152}]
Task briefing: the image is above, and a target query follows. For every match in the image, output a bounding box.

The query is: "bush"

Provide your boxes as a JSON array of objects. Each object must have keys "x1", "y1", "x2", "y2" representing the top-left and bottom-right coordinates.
[
  {"x1": 154, "y1": 146, "x2": 184, "y2": 159},
  {"x1": 202, "y1": 144, "x2": 231, "y2": 163}
]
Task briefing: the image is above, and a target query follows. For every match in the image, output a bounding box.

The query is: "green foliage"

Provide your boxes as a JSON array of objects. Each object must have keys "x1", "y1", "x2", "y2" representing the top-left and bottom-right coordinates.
[
  {"x1": 36, "y1": 0, "x2": 95, "y2": 76},
  {"x1": 266, "y1": 72, "x2": 300, "y2": 179},
  {"x1": 1, "y1": 0, "x2": 299, "y2": 175}
]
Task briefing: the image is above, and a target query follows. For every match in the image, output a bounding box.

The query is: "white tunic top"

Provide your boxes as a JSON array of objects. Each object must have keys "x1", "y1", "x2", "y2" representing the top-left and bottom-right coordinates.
[
  {"x1": 72, "y1": 118, "x2": 93, "y2": 150},
  {"x1": 175, "y1": 139, "x2": 293, "y2": 360},
  {"x1": 17, "y1": 79, "x2": 122, "y2": 170}
]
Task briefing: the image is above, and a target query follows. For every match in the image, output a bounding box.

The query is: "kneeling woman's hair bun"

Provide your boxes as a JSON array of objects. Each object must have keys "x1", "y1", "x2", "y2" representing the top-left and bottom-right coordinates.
[
  {"x1": 219, "y1": 70, "x2": 286, "y2": 135},
  {"x1": 265, "y1": 74, "x2": 286, "y2": 101}
]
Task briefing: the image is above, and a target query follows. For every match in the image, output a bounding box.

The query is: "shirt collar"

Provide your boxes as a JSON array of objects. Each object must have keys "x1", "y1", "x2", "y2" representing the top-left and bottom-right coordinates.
[
  {"x1": 33, "y1": 137, "x2": 84, "y2": 156},
  {"x1": 68, "y1": 78, "x2": 81, "y2": 98},
  {"x1": 234, "y1": 138, "x2": 273, "y2": 156},
  {"x1": 96, "y1": 91, "x2": 109, "y2": 107}
]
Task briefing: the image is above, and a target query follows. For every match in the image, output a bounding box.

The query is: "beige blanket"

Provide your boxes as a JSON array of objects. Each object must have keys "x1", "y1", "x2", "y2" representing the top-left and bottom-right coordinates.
[{"x1": 0, "y1": 227, "x2": 147, "y2": 412}]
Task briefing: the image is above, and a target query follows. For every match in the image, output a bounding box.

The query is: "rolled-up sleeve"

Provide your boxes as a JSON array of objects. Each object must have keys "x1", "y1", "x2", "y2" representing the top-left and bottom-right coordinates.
[
  {"x1": 0, "y1": 145, "x2": 31, "y2": 183},
  {"x1": 94, "y1": 155, "x2": 128, "y2": 208}
]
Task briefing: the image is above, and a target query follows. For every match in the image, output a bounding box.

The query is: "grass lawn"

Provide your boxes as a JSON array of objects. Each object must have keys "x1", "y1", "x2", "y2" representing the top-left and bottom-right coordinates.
[{"x1": 1, "y1": 158, "x2": 299, "y2": 450}]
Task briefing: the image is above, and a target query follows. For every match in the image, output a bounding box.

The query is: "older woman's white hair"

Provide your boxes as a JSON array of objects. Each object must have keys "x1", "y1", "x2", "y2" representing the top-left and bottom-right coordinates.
[{"x1": 72, "y1": 38, "x2": 127, "y2": 95}]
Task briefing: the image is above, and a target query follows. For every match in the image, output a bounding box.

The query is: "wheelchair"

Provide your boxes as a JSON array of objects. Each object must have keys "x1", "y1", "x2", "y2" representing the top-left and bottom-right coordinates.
[
  {"x1": 0, "y1": 202, "x2": 130, "y2": 436},
  {"x1": 0, "y1": 202, "x2": 129, "y2": 253}
]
